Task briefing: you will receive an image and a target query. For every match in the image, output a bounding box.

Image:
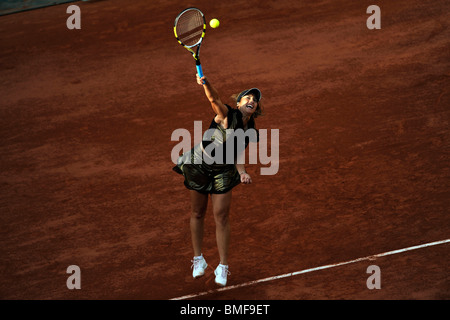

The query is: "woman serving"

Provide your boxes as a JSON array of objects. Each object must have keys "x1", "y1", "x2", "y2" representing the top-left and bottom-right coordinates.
[{"x1": 173, "y1": 74, "x2": 263, "y2": 286}]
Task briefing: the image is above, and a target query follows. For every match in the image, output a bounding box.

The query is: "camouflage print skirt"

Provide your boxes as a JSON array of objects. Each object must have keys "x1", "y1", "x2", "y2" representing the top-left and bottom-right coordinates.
[{"x1": 173, "y1": 143, "x2": 241, "y2": 194}]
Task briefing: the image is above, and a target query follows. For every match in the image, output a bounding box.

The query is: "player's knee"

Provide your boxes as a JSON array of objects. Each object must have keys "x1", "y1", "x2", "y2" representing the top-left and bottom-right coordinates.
[
  {"x1": 191, "y1": 207, "x2": 207, "y2": 220},
  {"x1": 213, "y1": 209, "x2": 229, "y2": 227}
]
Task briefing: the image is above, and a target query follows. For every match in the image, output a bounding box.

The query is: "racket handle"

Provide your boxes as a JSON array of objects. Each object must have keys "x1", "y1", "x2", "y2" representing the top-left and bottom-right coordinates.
[
  {"x1": 196, "y1": 63, "x2": 204, "y2": 79},
  {"x1": 196, "y1": 61, "x2": 205, "y2": 84}
]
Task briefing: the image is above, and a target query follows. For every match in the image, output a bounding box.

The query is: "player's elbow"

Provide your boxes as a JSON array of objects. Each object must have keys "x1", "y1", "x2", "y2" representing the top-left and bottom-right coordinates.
[{"x1": 209, "y1": 97, "x2": 220, "y2": 105}]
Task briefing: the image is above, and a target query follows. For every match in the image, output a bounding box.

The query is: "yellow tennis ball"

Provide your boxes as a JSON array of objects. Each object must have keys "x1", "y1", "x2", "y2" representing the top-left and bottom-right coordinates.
[{"x1": 209, "y1": 18, "x2": 220, "y2": 28}]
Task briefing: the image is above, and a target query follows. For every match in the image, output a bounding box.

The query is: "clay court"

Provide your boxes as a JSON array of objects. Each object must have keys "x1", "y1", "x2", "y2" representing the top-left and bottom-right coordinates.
[{"x1": 0, "y1": 0, "x2": 449, "y2": 301}]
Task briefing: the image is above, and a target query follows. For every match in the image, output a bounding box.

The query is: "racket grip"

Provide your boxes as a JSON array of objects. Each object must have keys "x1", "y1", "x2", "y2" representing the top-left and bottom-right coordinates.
[
  {"x1": 196, "y1": 62, "x2": 205, "y2": 84},
  {"x1": 196, "y1": 63, "x2": 204, "y2": 79}
]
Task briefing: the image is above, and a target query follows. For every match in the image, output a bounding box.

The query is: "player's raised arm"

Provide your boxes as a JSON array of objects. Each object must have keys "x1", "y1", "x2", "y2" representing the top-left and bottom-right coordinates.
[{"x1": 196, "y1": 74, "x2": 229, "y2": 121}]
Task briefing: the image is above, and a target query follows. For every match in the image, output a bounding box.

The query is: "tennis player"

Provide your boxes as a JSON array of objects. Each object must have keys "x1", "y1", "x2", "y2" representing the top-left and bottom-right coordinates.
[{"x1": 173, "y1": 74, "x2": 263, "y2": 286}]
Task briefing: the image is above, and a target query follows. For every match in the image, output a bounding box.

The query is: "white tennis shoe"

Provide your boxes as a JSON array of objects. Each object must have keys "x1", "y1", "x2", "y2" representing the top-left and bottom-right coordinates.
[
  {"x1": 191, "y1": 255, "x2": 208, "y2": 278},
  {"x1": 214, "y1": 264, "x2": 230, "y2": 287}
]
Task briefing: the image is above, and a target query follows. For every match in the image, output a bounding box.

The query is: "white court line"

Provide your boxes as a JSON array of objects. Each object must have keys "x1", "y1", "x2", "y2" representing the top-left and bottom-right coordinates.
[{"x1": 170, "y1": 238, "x2": 450, "y2": 300}]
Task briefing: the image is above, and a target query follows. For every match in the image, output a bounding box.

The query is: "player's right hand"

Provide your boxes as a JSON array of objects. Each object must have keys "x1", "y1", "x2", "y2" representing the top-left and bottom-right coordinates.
[{"x1": 196, "y1": 74, "x2": 206, "y2": 85}]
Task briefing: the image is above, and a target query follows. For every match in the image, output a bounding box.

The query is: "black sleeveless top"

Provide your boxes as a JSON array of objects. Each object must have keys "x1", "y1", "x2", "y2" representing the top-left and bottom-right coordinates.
[{"x1": 201, "y1": 104, "x2": 259, "y2": 164}]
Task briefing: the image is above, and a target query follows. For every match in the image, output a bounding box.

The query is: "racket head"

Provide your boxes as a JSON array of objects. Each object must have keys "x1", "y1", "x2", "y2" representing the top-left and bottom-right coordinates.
[{"x1": 174, "y1": 7, "x2": 206, "y2": 50}]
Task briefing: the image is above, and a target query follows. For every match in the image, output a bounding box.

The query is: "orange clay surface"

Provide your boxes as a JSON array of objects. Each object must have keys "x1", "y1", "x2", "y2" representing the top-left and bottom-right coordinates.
[{"x1": 0, "y1": 0, "x2": 449, "y2": 299}]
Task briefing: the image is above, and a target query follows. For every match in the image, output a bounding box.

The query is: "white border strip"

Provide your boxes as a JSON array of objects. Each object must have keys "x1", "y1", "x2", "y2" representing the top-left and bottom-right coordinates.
[{"x1": 170, "y1": 238, "x2": 450, "y2": 300}]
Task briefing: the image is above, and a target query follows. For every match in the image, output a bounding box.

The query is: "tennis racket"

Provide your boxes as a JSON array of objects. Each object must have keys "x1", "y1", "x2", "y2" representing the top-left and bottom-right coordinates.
[{"x1": 174, "y1": 7, "x2": 206, "y2": 79}]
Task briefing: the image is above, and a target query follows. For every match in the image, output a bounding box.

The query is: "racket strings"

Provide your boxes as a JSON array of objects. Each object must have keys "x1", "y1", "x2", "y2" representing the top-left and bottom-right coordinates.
[{"x1": 176, "y1": 10, "x2": 204, "y2": 47}]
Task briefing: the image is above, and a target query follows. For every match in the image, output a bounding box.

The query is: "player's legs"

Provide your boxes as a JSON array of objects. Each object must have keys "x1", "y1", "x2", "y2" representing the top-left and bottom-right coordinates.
[
  {"x1": 211, "y1": 190, "x2": 232, "y2": 265},
  {"x1": 190, "y1": 190, "x2": 208, "y2": 257}
]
